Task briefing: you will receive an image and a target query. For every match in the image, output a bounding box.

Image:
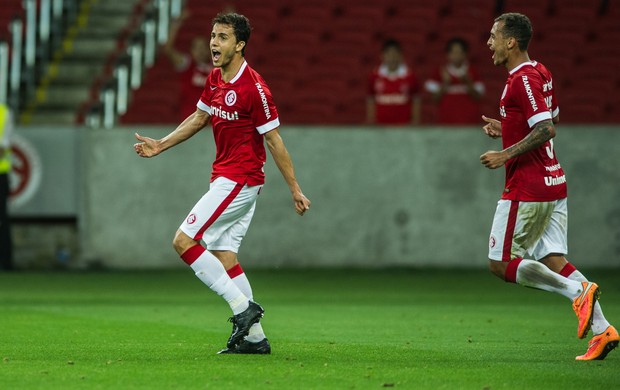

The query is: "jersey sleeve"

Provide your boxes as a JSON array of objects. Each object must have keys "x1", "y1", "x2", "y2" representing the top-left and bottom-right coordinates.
[
  {"x1": 549, "y1": 79, "x2": 559, "y2": 119},
  {"x1": 512, "y1": 71, "x2": 552, "y2": 128},
  {"x1": 250, "y1": 80, "x2": 280, "y2": 134},
  {"x1": 197, "y1": 71, "x2": 215, "y2": 115}
]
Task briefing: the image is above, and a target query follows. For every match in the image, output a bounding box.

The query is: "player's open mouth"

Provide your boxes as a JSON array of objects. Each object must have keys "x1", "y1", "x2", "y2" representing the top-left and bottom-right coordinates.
[{"x1": 212, "y1": 50, "x2": 221, "y2": 62}]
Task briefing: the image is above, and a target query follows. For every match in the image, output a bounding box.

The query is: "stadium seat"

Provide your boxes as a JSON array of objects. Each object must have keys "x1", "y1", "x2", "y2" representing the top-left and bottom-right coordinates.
[{"x1": 121, "y1": 1, "x2": 617, "y2": 125}]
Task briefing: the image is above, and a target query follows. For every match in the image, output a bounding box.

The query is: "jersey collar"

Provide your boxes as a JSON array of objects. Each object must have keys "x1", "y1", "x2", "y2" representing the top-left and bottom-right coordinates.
[
  {"x1": 378, "y1": 63, "x2": 408, "y2": 79},
  {"x1": 509, "y1": 60, "x2": 538, "y2": 75},
  {"x1": 228, "y1": 61, "x2": 248, "y2": 84}
]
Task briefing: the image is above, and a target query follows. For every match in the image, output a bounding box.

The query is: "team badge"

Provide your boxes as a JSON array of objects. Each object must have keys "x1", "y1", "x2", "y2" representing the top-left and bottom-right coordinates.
[
  {"x1": 187, "y1": 213, "x2": 197, "y2": 224},
  {"x1": 489, "y1": 235, "x2": 496, "y2": 248},
  {"x1": 225, "y1": 90, "x2": 237, "y2": 106}
]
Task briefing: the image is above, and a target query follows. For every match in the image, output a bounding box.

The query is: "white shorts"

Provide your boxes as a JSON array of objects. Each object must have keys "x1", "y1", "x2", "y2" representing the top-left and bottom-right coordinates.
[
  {"x1": 488, "y1": 198, "x2": 568, "y2": 262},
  {"x1": 179, "y1": 176, "x2": 261, "y2": 253}
]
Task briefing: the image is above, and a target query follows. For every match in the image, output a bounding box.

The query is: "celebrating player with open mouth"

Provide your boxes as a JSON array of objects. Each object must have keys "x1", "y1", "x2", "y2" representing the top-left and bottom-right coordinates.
[
  {"x1": 480, "y1": 12, "x2": 618, "y2": 361},
  {"x1": 134, "y1": 12, "x2": 311, "y2": 354}
]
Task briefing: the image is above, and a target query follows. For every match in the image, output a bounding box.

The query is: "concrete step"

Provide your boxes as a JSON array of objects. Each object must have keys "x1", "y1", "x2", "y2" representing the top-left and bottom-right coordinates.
[
  {"x1": 30, "y1": 0, "x2": 141, "y2": 123},
  {"x1": 41, "y1": 84, "x2": 90, "y2": 107},
  {"x1": 90, "y1": 0, "x2": 139, "y2": 13},
  {"x1": 28, "y1": 109, "x2": 77, "y2": 125},
  {"x1": 87, "y1": 15, "x2": 131, "y2": 31},
  {"x1": 77, "y1": 28, "x2": 121, "y2": 41},
  {"x1": 53, "y1": 61, "x2": 103, "y2": 84},
  {"x1": 69, "y1": 37, "x2": 117, "y2": 57}
]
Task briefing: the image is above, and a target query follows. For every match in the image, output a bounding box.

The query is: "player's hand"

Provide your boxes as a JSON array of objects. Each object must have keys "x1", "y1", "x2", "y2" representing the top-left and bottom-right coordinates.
[
  {"x1": 480, "y1": 150, "x2": 508, "y2": 169},
  {"x1": 482, "y1": 115, "x2": 502, "y2": 138},
  {"x1": 134, "y1": 133, "x2": 161, "y2": 158},
  {"x1": 293, "y1": 191, "x2": 311, "y2": 216}
]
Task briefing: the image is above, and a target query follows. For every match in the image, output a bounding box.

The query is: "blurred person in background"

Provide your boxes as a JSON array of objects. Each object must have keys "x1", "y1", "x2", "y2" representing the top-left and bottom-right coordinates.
[
  {"x1": 425, "y1": 37, "x2": 484, "y2": 124},
  {"x1": 164, "y1": 10, "x2": 214, "y2": 121},
  {"x1": 0, "y1": 103, "x2": 13, "y2": 271},
  {"x1": 134, "y1": 12, "x2": 311, "y2": 355},
  {"x1": 367, "y1": 39, "x2": 420, "y2": 125}
]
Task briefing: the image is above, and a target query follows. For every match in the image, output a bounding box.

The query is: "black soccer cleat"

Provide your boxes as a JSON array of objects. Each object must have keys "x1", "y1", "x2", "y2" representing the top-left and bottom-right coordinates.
[
  {"x1": 217, "y1": 338, "x2": 271, "y2": 355},
  {"x1": 226, "y1": 301, "x2": 264, "y2": 349}
]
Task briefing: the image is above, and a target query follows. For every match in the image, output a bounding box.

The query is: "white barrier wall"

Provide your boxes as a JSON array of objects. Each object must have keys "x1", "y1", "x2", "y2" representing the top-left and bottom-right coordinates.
[{"x1": 79, "y1": 126, "x2": 620, "y2": 268}]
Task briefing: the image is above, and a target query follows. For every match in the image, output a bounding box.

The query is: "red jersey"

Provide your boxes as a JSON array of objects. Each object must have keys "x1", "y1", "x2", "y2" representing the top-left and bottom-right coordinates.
[
  {"x1": 499, "y1": 61, "x2": 566, "y2": 202},
  {"x1": 179, "y1": 56, "x2": 212, "y2": 120},
  {"x1": 425, "y1": 63, "x2": 484, "y2": 124},
  {"x1": 368, "y1": 64, "x2": 419, "y2": 124},
  {"x1": 198, "y1": 61, "x2": 280, "y2": 186}
]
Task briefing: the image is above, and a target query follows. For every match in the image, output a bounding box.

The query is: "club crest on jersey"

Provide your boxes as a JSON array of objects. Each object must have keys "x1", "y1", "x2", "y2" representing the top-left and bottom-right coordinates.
[
  {"x1": 225, "y1": 90, "x2": 237, "y2": 106},
  {"x1": 212, "y1": 105, "x2": 239, "y2": 121},
  {"x1": 187, "y1": 213, "x2": 197, "y2": 224},
  {"x1": 489, "y1": 235, "x2": 496, "y2": 249}
]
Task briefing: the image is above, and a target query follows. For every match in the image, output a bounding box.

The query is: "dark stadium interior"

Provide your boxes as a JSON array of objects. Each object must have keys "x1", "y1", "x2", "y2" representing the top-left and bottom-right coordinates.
[{"x1": 2, "y1": 0, "x2": 619, "y2": 126}]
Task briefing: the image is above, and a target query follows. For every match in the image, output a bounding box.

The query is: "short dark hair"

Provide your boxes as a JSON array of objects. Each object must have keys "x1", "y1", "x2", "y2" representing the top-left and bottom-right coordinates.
[
  {"x1": 212, "y1": 12, "x2": 252, "y2": 56},
  {"x1": 382, "y1": 38, "x2": 402, "y2": 52},
  {"x1": 495, "y1": 12, "x2": 532, "y2": 51},
  {"x1": 445, "y1": 37, "x2": 469, "y2": 53}
]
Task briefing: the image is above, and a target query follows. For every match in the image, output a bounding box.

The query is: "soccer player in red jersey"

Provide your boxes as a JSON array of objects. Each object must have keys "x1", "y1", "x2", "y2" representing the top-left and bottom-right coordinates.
[
  {"x1": 480, "y1": 13, "x2": 617, "y2": 360},
  {"x1": 367, "y1": 39, "x2": 420, "y2": 125},
  {"x1": 134, "y1": 13, "x2": 311, "y2": 354},
  {"x1": 425, "y1": 37, "x2": 485, "y2": 124}
]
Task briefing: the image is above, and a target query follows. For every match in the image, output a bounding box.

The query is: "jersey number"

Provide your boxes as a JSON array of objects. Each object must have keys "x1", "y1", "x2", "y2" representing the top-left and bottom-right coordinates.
[{"x1": 546, "y1": 138, "x2": 555, "y2": 159}]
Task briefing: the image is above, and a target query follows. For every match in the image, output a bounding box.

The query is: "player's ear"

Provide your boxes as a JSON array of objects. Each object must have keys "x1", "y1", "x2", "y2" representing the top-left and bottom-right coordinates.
[
  {"x1": 507, "y1": 37, "x2": 517, "y2": 50},
  {"x1": 236, "y1": 40, "x2": 246, "y2": 53}
]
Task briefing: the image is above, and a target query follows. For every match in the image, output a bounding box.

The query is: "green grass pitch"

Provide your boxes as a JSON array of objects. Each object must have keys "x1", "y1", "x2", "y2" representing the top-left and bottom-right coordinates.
[{"x1": 1, "y1": 268, "x2": 619, "y2": 389}]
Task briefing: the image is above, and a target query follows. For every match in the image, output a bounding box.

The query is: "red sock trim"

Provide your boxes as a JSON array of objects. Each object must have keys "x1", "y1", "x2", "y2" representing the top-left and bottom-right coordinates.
[
  {"x1": 505, "y1": 258, "x2": 523, "y2": 283},
  {"x1": 559, "y1": 262, "x2": 577, "y2": 278},
  {"x1": 227, "y1": 263, "x2": 244, "y2": 279},
  {"x1": 180, "y1": 244, "x2": 206, "y2": 266}
]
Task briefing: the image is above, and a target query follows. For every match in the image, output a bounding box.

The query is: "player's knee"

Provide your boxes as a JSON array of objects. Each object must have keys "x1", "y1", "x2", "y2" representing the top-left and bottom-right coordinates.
[
  {"x1": 172, "y1": 230, "x2": 196, "y2": 255},
  {"x1": 488, "y1": 260, "x2": 507, "y2": 280}
]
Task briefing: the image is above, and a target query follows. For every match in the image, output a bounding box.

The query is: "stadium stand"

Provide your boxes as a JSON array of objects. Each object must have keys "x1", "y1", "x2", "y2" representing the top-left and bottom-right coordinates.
[
  {"x1": 4, "y1": 0, "x2": 618, "y2": 125},
  {"x1": 116, "y1": 1, "x2": 522, "y2": 124}
]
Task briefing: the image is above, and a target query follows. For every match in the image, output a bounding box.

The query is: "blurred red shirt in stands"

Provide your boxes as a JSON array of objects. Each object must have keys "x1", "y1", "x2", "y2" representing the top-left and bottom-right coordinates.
[
  {"x1": 367, "y1": 39, "x2": 420, "y2": 125},
  {"x1": 425, "y1": 37, "x2": 484, "y2": 124},
  {"x1": 164, "y1": 12, "x2": 213, "y2": 120},
  {"x1": 178, "y1": 55, "x2": 213, "y2": 119}
]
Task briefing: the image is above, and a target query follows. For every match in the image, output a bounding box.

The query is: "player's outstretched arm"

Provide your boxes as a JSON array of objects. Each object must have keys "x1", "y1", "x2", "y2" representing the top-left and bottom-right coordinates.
[
  {"x1": 482, "y1": 115, "x2": 502, "y2": 138},
  {"x1": 264, "y1": 128, "x2": 311, "y2": 216},
  {"x1": 134, "y1": 109, "x2": 210, "y2": 158}
]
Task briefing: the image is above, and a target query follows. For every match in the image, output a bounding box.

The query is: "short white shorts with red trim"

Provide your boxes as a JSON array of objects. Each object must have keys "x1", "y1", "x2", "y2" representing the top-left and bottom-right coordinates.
[
  {"x1": 179, "y1": 176, "x2": 261, "y2": 253},
  {"x1": 488, "y1": 198, "x2": 568, "y2": 262}
]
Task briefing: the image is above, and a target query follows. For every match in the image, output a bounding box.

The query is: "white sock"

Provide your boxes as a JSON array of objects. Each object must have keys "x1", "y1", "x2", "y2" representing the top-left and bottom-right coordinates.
[
  {"x1": 515, "y1": 259, "x2": 584, "y2": 300},
  {"x1": 188, "y1": 251, "x2": 249, "y2": 315},
  {"x1": 566, "y1": 270, "x2": 610, "y2": 335},
  {"x1": 228, "y1": 264, "x2": 267, "y2": 342}
]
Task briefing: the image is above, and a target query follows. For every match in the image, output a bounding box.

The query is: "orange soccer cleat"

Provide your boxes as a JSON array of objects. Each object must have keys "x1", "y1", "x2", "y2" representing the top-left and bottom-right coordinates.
[
  {"x1": 576, "y1": 325, "x2": 619, "y2": 361},
  {"x1": 572, "y1": 282, "x2": 599, "y2": 339}
]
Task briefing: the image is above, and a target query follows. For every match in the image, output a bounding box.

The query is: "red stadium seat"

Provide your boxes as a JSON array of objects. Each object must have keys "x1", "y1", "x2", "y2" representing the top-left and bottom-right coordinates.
[{"x1": 122, "y1": 1, "x2": 617, "y2": 125}]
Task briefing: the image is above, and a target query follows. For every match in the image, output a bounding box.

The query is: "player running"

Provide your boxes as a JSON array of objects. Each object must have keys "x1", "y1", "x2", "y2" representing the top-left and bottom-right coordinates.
[
  {"x1": 134, "y1": 12, "x2": 311, "y2": 354},
  {"x1": 480, "y1": 12, "x2": 618, "y2": 360}
]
